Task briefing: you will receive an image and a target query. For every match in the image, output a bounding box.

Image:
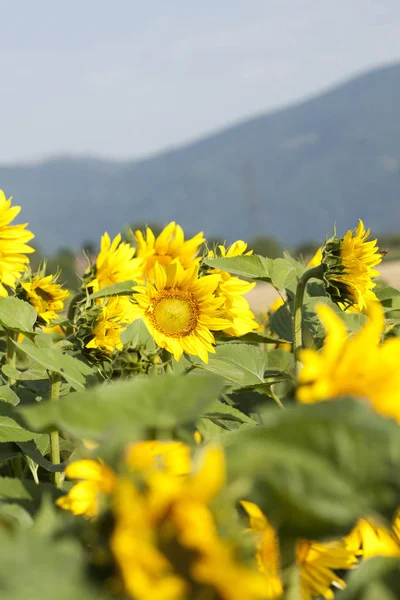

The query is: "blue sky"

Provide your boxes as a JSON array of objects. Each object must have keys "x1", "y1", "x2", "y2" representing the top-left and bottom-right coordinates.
[{"x1": 2, "y1": 0, "x2": 400, "y2": 162}]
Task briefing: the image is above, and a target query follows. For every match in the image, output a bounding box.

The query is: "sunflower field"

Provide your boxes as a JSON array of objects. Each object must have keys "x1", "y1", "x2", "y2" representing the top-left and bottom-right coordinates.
[{"x1": 1, "y1": 188, "x2": 400, "y2": 600}]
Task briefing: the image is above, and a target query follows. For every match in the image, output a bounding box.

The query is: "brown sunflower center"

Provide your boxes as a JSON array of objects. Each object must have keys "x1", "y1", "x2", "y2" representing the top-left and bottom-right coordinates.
[{"x1": 150, "y1": 289, "x2": 199, "y2": 337}]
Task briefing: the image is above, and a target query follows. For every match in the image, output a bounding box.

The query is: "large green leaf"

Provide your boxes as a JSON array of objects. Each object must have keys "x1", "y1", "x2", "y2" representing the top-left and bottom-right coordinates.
[
  {"x1": 13, "y1": 338, "x2": 93, "y2": 390},
  {"x1": 192, "y1": 344, "x2": 272, "y2": 387},
  {"x1": 0, "y1": 297, "x2": 37, "y2": 332},
  {"x1": 226, "y1": 399, "x2": 400, "y2": 540},
  {"x1": 19, "y1": 373, "x2": 225, "y2": 439},
  {"x1": 204, "y1": 255, "x2": 273, "y2": 281},
  {"x1": 89, "y1": 280, "x2": 136, "y2": 300}
]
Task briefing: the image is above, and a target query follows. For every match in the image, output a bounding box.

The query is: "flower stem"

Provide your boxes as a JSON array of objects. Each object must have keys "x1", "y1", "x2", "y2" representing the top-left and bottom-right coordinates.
[
  {"x1": 293, "y1": 265, "x2": 324, "y2": 375},
  {"x1": 50, "y1": 373, "x2": 62, "y2": 488},
  {"x1": 6, "y1": 329, "x2": 17, "y2": 387}
]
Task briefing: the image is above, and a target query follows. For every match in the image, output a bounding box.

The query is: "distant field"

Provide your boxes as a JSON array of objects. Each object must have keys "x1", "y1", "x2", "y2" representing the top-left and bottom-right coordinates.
[{"x1": 246, "y1": 260, "x2": 400, "y2": 314}]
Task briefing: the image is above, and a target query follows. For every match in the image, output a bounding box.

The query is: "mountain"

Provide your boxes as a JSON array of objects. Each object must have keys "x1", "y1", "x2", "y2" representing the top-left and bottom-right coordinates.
[{"x1": 2, "y1": 62, "x2": 400, "y2": 252}]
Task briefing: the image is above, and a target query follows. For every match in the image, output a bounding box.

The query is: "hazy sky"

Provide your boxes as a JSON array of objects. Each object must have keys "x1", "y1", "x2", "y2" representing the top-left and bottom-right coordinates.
[{"x1": 2, "y1": 0, "x2": 400, "y2": 163}]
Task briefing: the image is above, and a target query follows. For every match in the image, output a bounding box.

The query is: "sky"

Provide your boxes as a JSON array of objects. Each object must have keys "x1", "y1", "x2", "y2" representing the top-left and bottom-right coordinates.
[{"x1": 1, "y1": 0, "x2": 400, "y2": 163}]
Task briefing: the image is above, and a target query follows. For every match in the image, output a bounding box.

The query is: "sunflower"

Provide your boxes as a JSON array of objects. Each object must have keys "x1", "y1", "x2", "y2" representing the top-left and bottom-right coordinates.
[
  {"x1": 321, "y1": 221, "x2": 382, "y2": 312},
  {"x1": 88, "y1": 232, "x2": 144, "y2": 292},
  {"x1": 130, "y1": 260, "x2": 231, "y2": 363},
  {"x1": 135, "y1": 222, "x2": 205, "y2": 278},
  {"x1": 0, "y1": 190, "x2": 35, "y2": 296},
  {"x1": 112, "y1": 445, "x2": 268, "y2": 600},
  {"x1": 56, "y1": 459, "x2": 116, "y2": 518},
  {"x1": 207, "y1": 241, "x2": 258, "y2": 337},
  {"x1": 346, "y1": 518, "x2": 400, "y2": 559},
  {"x1": 86, "y1": 297, "x2": 136, "y2": 355},
  {"x1": 21, "y1": 273, "x2": 69, "y2": 323},
  {"x1": 297, "y1": 301, "x2": 400, "y2": 423},
  {"x1": 241, "y1": 501, "x2": 359, "y2": 600}
]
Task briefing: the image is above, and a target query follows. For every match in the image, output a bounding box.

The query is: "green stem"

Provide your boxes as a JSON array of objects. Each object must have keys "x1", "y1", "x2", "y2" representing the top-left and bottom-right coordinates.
[
  {"x1": 50, "y1": 373, "x2": 62, "y2": 488},
  {"x1": 6, "y1": 329, "x2": 17, "y2": 387},
  {"x1": 293, "y1": 265, "x2": 324, "y2": 375}
]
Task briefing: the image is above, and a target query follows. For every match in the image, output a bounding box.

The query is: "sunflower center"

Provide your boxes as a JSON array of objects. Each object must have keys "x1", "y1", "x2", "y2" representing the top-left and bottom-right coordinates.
[{"x1": 150, "y1": 290, "x2": 199, "y2": 337}]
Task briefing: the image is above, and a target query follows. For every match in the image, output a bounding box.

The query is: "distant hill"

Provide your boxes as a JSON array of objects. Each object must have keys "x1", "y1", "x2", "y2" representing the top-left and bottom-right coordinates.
[{"x1": 2, "y1": 62, "x2": 400, "y2": 252}]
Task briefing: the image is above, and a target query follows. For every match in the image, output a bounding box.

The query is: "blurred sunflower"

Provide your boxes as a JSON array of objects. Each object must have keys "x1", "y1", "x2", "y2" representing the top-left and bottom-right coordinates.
[
  {"x1": 135, "y1": 222, "x2": 205, "y2": 277},
  {"x1": 297, "y1": 301, "x2": 400, "y2": 423},
  {"x1": 241, "y1": 501, "x2": 359, "y2": 600},
  {"x1": 130, "y1": 261, "x2": 231, "y2": 363},
  {"x1": 0, "y1": 190, "x2": 35, "y2": 296},
  {"x1": 112, "y1": 445, "x2": 268, "y2": 600},
  {"x1": 56, "y1": 459, "x2": 116, "y2": 518}
]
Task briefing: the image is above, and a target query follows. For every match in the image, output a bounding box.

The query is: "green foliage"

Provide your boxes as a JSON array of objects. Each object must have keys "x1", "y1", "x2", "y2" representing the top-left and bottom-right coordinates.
[{"x1": 226, "y1": 399, "x2": 400, "y2": 539}]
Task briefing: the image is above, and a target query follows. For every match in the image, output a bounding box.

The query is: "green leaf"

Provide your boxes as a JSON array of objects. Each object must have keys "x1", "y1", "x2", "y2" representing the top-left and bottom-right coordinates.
[
  {"x1": 2, "y1": 364, "x2": 48, "y2": 381},
  {"x1": 338, "y1": 556, "x2": 400, "y2": 600},
  {"x1": 192, "y1": 344, "x2": 270, "y2": 387},
  {"x1": 13, "y1": 338, "x2": 92, "y2": 390},
  {"x1": 270, "y1": 258, "x2": 305, "y2": 291},
  {"x1": 0, "y1": 529, "x2": 112, "y2": 600},
  {"x1": 226, "y1": 399, "x2": 400, "y2": 540},
  {"x1": 89, "y1": 280, "x2": 136, "y2": 300},
  {"x1": 120, "y1": 319, "x2": 156, "y2": 350},
  {"x1": 0, "y1": 297, "x2": 37, "y2": 333},
  {"x1": 0, "y1": 477, "x2": 62, "y2": 507},
  {"x1": 19, "y1": 373, "x2": 225, "y2": 439},
  {"x1": 0, "y1": 385, "x2": 20, "y2": 406},
  {"x1": 204, "y1": 255, "x2": 273, "y2": 281},
  {"x1": 0, "y1": 403, "x2": 41, "y2": 443},
  {"x1": 16, "y1": 440, "x2": 65, "y2": 472},
  {"x1": 215, "y1": 331, "x2": 289, "y2": 344},
  {"x1": 0, "y1": 442, "x2": 20, "y2": 461},
  {"x1": 203, "y1": 399, "x2": 257, "y2": 425}
]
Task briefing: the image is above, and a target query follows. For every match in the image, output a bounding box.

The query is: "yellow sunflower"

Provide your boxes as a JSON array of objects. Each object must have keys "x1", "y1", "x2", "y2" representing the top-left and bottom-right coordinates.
[
  {"x1": 321, "y1": 221, "x2": 382, "y2": 312},
  {"x1": 346, "y1": 518, "x2": 400, "y2": 559},
  {"x1": 241, "y1": 501, "x2": 359, "y2": 600},
  {"x1": 208, "y1": 241, "x2": 258, "y2": 337},
  {"x1": 112, "y1": 445, "x2": 268, "y2": 600},
  {"x1": 297, "y1": 301, "x2": 400, "y2": 423},
  {"x1": 21, "y1": 273, "x2": 69, "y2": 323},
  {"x1": 130, "y1": 260, "x2": 231, "y2": 363},
  {"x1": 88, "y1": 232, "x2": 144, "y2": 292},
  {"x1": 0, "y1": 190, "x2": 35, "y2": 296},
  {"x1": 56, "y1": 459, "x2": 116, "y2": 518},
  {"x1": 86, "y1": 297, "x2": 136, "y2": 355},
  {"x1": 135, "y1": 222, "x2": 205, "y2": 278}
]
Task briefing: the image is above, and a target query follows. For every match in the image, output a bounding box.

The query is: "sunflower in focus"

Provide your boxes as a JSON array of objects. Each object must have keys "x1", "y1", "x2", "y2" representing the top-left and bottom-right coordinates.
[
  {"x1": 297, "y1": 301, "x2": 400, "y2": 423},
  {"x1": 88, "y1": 232, "x2": 144, "y2": 292},
  {"x1": 130, "y1": 261, "x2": 231, "y2": 363},
  {"x1": 21, "y1": 272, "x2": 69, "y2": 324},
  {"x1": 0, "y1": 190, "x2": 35, "y2": 296},
  {"x1": 135, "y1": 222, "x2": 205, "y2": 278},
  {"x1": 241, "y1": 501, "x2": 359, "y2": 600},
  {"x1": 86, "y1": 297, "x2": 136, "y2": 355},
  {"x1": 321, "y1": 221, "x2": 382, "y2": 312},
  {"x1": 207, "y1": 241, "x2": 258, "y2": 337}
]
